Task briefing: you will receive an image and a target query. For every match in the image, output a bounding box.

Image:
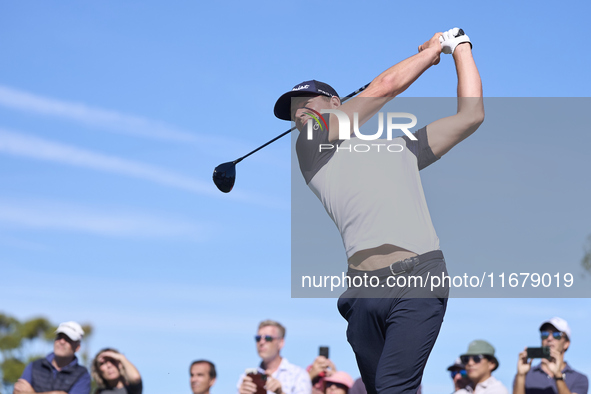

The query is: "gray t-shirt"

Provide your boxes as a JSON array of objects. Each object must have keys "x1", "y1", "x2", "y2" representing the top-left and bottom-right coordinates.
[{"x1": 303, "y1": 126, "x2": 441, "y2": 258}]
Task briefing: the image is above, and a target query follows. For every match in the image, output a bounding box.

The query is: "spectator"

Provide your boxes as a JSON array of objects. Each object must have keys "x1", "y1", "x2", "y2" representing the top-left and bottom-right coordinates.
[
  {"x1": 448, "y1": 357, "x2": 472, "y2": 394},
  {"x1": 308, "y1": 355, "x2": 336, "y2": 394},
  {"x1": 514, "y1": 317, "x2": 588, "y2": 394},
  {"x1": 14, "y1": 321, "x2": 91, "y2": 394},
  {"x1": 349, "y1": 378, "x2": 366, "y2": 394},
  {"x1": 91, "y1": 348, "x2": 142, "y2": 394},
  {"x1": 237, "y1": 319, "x2": 312, "y2": 394},
  {"x1": 190, "y1": 360, "x2": 216, "y2": 394},
  {"x1": 461, "y1": 340, "x2": 508, "y2": 394},
  {"x1": 323, "y1": 372, "x2": 354, "y2": 394}
]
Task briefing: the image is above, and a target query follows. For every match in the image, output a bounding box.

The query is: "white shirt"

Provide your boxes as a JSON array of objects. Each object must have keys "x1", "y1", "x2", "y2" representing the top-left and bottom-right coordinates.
[
  {"x1": 237, "y1": 357, "x2": 312, "y2": 394},
  {"x1": 474, "y1": 376, "x2": 509, "y2": 394}
]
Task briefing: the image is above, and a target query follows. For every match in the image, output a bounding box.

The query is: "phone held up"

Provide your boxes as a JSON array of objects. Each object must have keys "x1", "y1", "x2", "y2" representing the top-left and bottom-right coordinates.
[
  {"x1": 245, "y1": 368, "x2": 267, "y2": 394},
  {"x1": 319, "y1": 346, "x2": 329, "y2": 359},
  {"x1": 527, "y1": 346, "x2": 551, "y2": 359}
]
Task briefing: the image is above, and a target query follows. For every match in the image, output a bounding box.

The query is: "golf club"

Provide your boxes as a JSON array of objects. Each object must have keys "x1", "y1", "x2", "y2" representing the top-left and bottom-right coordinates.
[{"x1": 212, "y1": 82, "x2": 370, "y2": 193}]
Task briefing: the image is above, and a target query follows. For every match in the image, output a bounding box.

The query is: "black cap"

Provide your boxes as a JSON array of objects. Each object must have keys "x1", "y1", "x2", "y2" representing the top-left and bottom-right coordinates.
[
  {"x1": 447, "y1": 358, "x2": 465, "y2": 371},
  {"x1": 274, "y1": 80, "x2": 339, "y2": 121}
]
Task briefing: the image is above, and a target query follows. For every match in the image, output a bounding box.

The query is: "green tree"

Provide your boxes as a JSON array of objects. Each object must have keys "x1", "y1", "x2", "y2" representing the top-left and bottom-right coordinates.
[{"x1": 0, "y1": 313, "x2": 93, "y2": 394}]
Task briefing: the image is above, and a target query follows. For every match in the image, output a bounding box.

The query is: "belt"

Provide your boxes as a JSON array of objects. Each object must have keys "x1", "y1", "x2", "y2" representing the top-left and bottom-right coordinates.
[{"x1": 348, "y1": 250, "x2": 444, "y2": 278}]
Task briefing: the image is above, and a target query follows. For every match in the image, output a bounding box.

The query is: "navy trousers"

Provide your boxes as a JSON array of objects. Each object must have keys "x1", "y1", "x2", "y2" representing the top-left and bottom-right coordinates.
[{"x1": 337, "y1": 251, "x2": 448, "y2": 394}]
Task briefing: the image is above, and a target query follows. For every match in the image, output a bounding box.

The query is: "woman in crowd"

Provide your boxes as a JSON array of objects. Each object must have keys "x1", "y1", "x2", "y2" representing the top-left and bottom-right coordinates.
[{"x1": 91, "y1": 348, "x2": 142, "y2": 394}]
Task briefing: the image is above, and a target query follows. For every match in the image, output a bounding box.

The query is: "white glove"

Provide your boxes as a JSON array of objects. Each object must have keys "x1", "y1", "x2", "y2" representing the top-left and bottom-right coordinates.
[{"x1": 439, "y1": 27, "x2": 472, "y2": 54}]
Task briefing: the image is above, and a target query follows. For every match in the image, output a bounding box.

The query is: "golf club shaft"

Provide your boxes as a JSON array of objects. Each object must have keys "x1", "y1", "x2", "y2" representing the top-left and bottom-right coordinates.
[{"x1": 233, "y1": 82, "x2": 371, "y2": 165}]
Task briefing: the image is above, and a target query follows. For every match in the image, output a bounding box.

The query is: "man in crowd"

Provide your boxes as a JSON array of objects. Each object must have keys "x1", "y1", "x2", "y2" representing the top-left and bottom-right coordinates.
[
  {"x1": 14, "y1": 321, "x2": 91, "y2": 394},
  {"x1": 238, "y1": 320, "x2": 311, "y2": 394},
  {"x1": 514, "y1": 317, "x2": 588, "y2": 394},
  {"x1": 461, "y1": 340, "x2": 507, "y2": 394},
  {"x1": 448, "y1": 357, "x2": 472, "y2": 394},
  {"x1": 190, "y1": 360, "x2": 216, "y2": 394}
]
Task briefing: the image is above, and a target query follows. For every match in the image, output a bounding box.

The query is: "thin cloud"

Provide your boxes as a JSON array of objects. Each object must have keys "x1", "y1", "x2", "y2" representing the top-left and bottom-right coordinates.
[
  {"x1": 0, "y1": 84, "x2": 292, "y2": 168},
  {"x1": 0, "y1": 128, "x2": 287, "y2": 207},
  {"x1": 0, "y1": 128, "x2": 210, "y2": 196},
  {"x1": 0, "y1": 84, "x2": 200, "y2": 143},
  {"x1": 0, "y1": 198, "x2": 205, "y2": 240}
]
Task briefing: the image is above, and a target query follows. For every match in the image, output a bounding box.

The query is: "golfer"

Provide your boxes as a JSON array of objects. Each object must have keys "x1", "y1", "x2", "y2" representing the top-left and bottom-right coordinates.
[{"x1": 274, "y1": 28, "x2": 483, "y2": 394}]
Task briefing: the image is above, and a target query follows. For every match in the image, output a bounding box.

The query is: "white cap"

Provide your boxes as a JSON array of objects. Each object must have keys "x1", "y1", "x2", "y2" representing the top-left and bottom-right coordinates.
[
  {"x1": 540, "y1": 317, "x2": 571, "y2": 340},
  {"x1": 55, "y1": 321, "x2": 84, "y2": 341}
]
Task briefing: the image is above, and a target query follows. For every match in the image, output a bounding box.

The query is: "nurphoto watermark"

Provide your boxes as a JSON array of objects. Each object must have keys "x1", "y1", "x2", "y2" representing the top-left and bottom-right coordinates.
[{"x1": 305, "y1": 110, "x2": 417, "y2": 153}]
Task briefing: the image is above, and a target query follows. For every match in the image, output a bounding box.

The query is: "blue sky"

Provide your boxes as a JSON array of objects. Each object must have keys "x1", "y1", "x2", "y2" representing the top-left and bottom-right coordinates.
[{"x1": 1, "y1": 1, "x2": 590, "y2": 393}]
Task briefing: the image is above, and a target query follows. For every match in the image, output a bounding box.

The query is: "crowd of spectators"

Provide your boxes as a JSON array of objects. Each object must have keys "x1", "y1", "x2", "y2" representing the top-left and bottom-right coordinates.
[
  {"x1": 448, "y1": 317, "x2": 588, "y2": 394},
  {"x1": 13, "y1": 321, "x2": 143, "y2": 394},
  {"x1": 12, "y1": 317, "x2": 588, "y2": 394}
]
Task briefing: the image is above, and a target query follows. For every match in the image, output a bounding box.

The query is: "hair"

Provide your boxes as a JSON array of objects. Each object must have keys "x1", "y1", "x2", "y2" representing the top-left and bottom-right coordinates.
[
  {"x1": 189, "y1": 360, "x2": 217, "y2": 379},
  {"x1": 258, "y1": 319, "x2": 286, "y2": 339},
  {"x1": 91, "y1": 348, "x2": 128, "y2": 390}
]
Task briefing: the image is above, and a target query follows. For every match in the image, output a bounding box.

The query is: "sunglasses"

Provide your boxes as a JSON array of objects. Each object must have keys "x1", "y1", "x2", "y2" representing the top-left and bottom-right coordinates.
[
  {"x1": 450, "y1": 370, "x2": 468, "y2": 379},
  {"x1": 460, "y1": 355, "x2": 490, "y2": 364},
  {"x1": 55, "y1": 333, "x2": 75, "y2": 343},
  {"x1": 255, "y1": 335, "x2": 280, "y2": 343},
  {"x1": 541, "y1": 331, "x2": 563, "y2": 340}
]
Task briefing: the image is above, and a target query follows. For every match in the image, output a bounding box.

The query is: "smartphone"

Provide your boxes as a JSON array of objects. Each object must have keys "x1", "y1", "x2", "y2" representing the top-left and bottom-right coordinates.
[
  {"x1": 246, "y1": 371, "x2": 267, "y2": 394},
  {"x1": 319, "y1": 346, "x2": 329, "y2": 359},
  {"x1": 527, "y1": 346, "x2": 550, "y2": 359}
]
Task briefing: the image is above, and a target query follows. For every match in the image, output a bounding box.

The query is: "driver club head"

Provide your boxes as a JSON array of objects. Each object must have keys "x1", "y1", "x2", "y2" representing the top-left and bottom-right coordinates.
[{"x1": 213, "y1": 161, "x2": 236, "y2": 193}]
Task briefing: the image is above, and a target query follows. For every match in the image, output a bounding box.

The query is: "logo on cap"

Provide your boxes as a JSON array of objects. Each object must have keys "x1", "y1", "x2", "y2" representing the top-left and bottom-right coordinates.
[
  {"x1": 303, "y1": 107, "x2": 328, "y2": 132},
  {"x1": 292, "y1": 84, "x2": 310, "y2": 91}
]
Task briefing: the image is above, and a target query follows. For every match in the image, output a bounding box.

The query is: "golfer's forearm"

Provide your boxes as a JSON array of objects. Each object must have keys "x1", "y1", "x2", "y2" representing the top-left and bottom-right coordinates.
[
  {"x1": 454, "y1": 44, "x2": 482, "y2": 98},
  {"x1": 365, "y1": 48, "x2": 439, "y2": 98},
  {"x1": 454, "y1": 44, "x2": 484, "y2": 126}
]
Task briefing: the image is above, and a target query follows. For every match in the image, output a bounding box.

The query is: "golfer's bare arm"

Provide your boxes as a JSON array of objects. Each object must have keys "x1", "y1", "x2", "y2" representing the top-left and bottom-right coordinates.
[
  {"x1": 327, "y1": 33, "x2": 443, "y2": 142},
  {"x1": 361, "y1": 34, "x2": 442, "y2": 98},
  {"x1": 426, "y1": 43, "x2": 484, "y2": 158}
]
